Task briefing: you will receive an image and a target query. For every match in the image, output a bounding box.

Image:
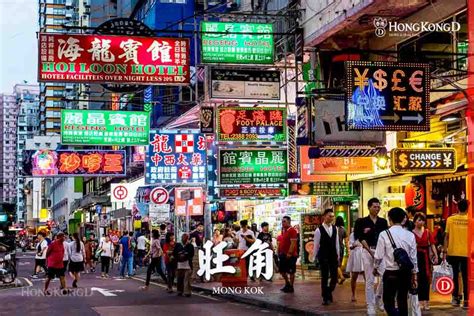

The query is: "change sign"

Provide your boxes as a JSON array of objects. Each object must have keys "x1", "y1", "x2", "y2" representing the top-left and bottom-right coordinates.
[
  {"x1": 346, "y1": 61, "x2": 430, "y2": 131},
  {"x1": 38, "y1": 33, "x2": 190, "y2": 85},
  {"x1": 391, "y1": 148, "x2": 457, "y2": 174},
  {"x1": 201, "y1": 22, "x2": 274, "y2": 64},
  {"x1": 61, "y1": 110, "x2": 150, "y2": 146},
  {"x1": 218, "y1": 148, "x2": 288, "y2": 185}
]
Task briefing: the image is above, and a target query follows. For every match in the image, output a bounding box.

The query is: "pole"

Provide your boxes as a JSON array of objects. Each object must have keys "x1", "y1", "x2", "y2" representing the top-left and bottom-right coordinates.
[{"x1": 185, "y1": 199, "x2": 190, "y2": 233}]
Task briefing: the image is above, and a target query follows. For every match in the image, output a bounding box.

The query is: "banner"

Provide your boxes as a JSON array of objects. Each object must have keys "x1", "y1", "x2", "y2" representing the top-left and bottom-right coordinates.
[
  {"x1": 23, "y1": 150, "x2": 126, "y2": 177},
  {"x1": 218, "y1": 148, "x2": 288, "y2": 185},
  {"x1": 346, "y1": 61, "x2": 430, "y2": 131},
  {"x1": 145, "y1": 131, "x2": 207, "y2": 184},
  {"x1": 210, "y1": 69, "x2": 280, "y2": 100},
  {"x1": 38, "y1": 33, "x2": 190, "y2": 85},
  {"x1": 217, "y1": 107, "x2": 286, "y2": 142},
  {"x1": 220, "y1": 187, "x2": 287, "y2": 199},
  {"x1": 201, "y1": 22, "x2": 274, "y2": 64},
  {"x1": 61, "y1": 110, "x2": 150, "y2": 146}
]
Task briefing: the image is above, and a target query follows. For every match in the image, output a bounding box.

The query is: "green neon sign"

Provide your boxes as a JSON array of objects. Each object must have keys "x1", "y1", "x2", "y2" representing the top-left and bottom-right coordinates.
[
  {"x1": 201, "y1": 21, "x2": 274, "y2": 64},
  {"x1": 61, "y1": 109, "x2": 150, "y2": 146}
]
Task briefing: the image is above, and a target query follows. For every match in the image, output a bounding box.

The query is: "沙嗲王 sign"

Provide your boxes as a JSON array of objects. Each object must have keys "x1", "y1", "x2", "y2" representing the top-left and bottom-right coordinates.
[
  {"x1": 201, "y1": 22, "x2": 274, "y2": 64},
  {"x1": 61, "y1": 110, "x2": 150, "y2": 146}
]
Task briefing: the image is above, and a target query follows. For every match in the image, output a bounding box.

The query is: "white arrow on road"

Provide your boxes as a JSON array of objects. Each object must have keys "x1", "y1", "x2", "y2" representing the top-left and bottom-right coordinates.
[
  {"x1": 91, "y1": 287, "x2": 125, "y2": 297},
  {"x1": 19, "y1": 261, "x2": 31, "y2": 265}
]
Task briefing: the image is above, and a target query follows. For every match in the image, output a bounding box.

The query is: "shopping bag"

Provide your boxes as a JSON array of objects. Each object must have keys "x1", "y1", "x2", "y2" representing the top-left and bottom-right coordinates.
[
  {"x1": 408, "y1": 293, "x2": 422, "y2": 316},
  {"x1": 432, "y1": 260, "x2": 453, "y2": 292}
]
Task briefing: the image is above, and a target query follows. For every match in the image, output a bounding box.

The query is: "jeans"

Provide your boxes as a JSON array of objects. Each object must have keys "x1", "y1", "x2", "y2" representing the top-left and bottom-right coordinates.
[
  {"x1": 447, "y1": 256, "x2": 468, "y2": 301},
  {"x1": 176, "y1": 269, "x2": 192, "y2": 295},
  {"x1": 319, "y1": 258, "x2": 338, "y2": 301},
  {"x1": 382, "y1": 270, "x2": 411, "y2": 316},
  {"x1": 167, "y1": 264, "x2": 176, "y2": 290},
  {"x1": 120, "y1": 255, "x2": 134, "y2": 277},
  {"x1": 146, "y1": 257, "x2": 167, "y2": 286},
  {"x1": 101, "y1": 256, "x2": 111, "y2": 274}
]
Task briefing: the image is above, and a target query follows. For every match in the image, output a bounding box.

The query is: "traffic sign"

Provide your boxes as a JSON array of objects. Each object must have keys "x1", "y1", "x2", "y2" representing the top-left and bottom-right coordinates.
[
  {"x1": 112, "y1": 185, "x2": 128, "y2": 201},
  {"x1": 391, "y1": 148, "x2": 457, "y2": 174},
  {"x1": 435, "y1": 276, "x2": 454, "y2": 295},
  {"x1": 150, "y1": 187, "x2": 169, "y2": 205}
]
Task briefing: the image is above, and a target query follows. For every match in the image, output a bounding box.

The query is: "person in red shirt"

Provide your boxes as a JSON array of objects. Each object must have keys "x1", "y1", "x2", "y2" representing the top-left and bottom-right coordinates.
[
  {"x1": 278, "y1": 216, "x2": 299, "y2": 293},
  {"x1": 44, "y1": 232, "x2": 67, "y2": 295}
]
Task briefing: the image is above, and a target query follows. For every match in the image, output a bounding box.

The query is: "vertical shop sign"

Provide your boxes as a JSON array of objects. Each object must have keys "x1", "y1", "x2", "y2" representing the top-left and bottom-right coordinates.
[
  {"x1": 300, "y1": 213, "x2": 322, "y2": 268},
  {"x1": 296, "y1": 97, "x2": 310, "y2": 145},
  {"x1": 287, "y1": 119, "x2": 299, "y2": 181},
  {"x1": 145, "y1": 131, "x2": 207, "y2": 184},
  {"x1": 200, "y1": 106, "x2": 215, "y2": 134}
]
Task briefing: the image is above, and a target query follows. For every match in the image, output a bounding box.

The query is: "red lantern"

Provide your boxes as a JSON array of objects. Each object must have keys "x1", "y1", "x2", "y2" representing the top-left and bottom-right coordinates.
[{"x1": 405, "y1": 183, "x2": 425, "y2": 210}]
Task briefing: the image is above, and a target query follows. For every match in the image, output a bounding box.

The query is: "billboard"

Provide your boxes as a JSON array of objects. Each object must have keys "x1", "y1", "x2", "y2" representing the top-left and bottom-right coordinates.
[
  {"x1": 61, "y1": 110, "x2": 150, "y2": 146},
  {"x1": 210, "y1": 69, "x2": 280, "y2": 100},
  {"x1": 218, "y1": 148, "x2": 288, "y2": 185},
  {"x1": 201, "y1": 22, "x2": 274, "y2": 64},
  {"x1": 145, "y1": 131, "x2": 207, "y2": 184},
  {"x1": 23, "y1": 150, "x2": 126, "y2": 177},
  {"x1": 345, "y1": 61, "x2": 430, "y2": 131},
  {"x1": 217, "y1": 107, "x2": 286, "y2": 142},
  {"x1": 38, "y1": 33, "x2": 190, "y2": 85},
  {"x1": 220, "y1": 187, "x2": 287, "y2": 199}
]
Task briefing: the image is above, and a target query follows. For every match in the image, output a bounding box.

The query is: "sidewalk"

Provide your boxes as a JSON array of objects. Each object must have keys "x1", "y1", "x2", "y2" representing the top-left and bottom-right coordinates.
[{"x1": 134, "y1": 268, "x2": 465, "y2": 315}]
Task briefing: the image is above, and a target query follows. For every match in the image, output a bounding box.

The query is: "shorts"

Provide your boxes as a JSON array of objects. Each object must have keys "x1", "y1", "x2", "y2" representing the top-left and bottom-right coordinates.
[
  {"x1": 47, "y1": 267, "x2": 65, "y2": 279},
  {"x1": 35, "y1": 259, "x2": 46, "y2": 268},
  {"x1": 278, "y1": 255, "x2": 297, "y2": 274},
  {"x1": 69, "y1": 261, "x2": 84, "y2": 273},
  {"x1": 63, "y1": 261, "x2": 69, "y2": 272}
]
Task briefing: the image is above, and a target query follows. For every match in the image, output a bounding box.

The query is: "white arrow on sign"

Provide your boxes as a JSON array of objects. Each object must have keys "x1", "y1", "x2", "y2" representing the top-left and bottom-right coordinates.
[{"x1": 91, "y1": 287, "x2": 125, "y2": 297}]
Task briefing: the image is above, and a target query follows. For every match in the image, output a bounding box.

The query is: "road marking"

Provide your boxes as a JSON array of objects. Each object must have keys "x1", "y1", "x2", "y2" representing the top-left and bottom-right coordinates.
[
  {"x1": 130, "y1": 276, "x2": 219, "y2": 301},
  {"x1": 19, "y1": 262, "x2": 31, "y2": 265},
  {"x1": 91, "y1": 287, "x2": 125, "y2": 297},
  {"x1": 22, "y1": 277, "x2": 33, "y2": 287}
]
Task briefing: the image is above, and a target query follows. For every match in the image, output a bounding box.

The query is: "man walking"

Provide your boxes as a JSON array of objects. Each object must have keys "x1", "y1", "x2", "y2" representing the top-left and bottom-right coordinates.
[
  {"x1": 236, "y1": 220, "x2": 256, "y2": 281},
  {"x1": 354, "y1": 198, "x2": 388, "y2": 314},
  {"x1": 44, "y1": 232, "x2": 67, "y2": 295},
  {"x1": 119, "y1": 231, "x2": 134, "y2": 278},
  {"x1": 444, "y1": 199, "x2": 469, "y2": 308},
  {"x1": 174, "y1": 233, "x2": 194, "y2": 297},
  {"x1": 278, "y1": 216, "x2": 298, "y2": 293},
  {"x1": 313, "y1": 209, "x2": 339, "y2": 305},
  {"x1": 374, "y1": 207, "x2": 418, "y2": 316},
  {"x1": 136, "y1": 231, "x2": 148, "y2": 268}
]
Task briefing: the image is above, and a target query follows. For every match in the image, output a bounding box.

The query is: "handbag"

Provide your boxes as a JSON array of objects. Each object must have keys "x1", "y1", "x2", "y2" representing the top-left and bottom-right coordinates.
[
  {"x1": 408, "y1": 293, "x2": 422, "y2": 316},
  {"x1": 432, "y1": 259, "x2": 453, "y2": 292}
]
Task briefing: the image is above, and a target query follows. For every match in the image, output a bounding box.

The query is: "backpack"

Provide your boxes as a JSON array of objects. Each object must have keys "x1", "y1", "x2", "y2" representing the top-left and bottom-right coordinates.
[
  {"x1": 385, "y1": 229, "x2": 414, "y2": 272},
  {"x1": 45, "y1": 237, "x2": 52, "y2": 246}
]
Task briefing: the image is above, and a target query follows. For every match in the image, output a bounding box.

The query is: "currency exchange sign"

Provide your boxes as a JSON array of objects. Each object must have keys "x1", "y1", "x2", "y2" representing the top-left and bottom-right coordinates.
[
  {"x1": 345, "y1": 61, "x2": 430, "y2": 131},
  {"x1": 201, "y1": 22, "x2": 274, "y2": 64},
  {"x1": 218, "y1": 149, "x2": 287, "y2": 185},
  {"x1": 38, "y1": 33, "x2": 190, "y2": 85},
  {"x1": 61, "y1": 110, "x2": 150, "y2": 146},
  {"x1": 391, "y1": 148, "x2": 457, "y2": 174},
  {"x1": 146, "y1": 131, "x2": 207, "y2": 184}
]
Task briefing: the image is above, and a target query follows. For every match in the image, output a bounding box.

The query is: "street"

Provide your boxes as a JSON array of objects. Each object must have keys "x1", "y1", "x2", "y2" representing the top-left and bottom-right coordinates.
[{"x1": 3, "y1": 251, "x2": 287, "y2": 316}]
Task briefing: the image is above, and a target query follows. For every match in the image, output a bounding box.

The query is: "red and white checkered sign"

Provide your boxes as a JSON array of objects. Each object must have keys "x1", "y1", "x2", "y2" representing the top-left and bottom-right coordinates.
[
  {"x1": 175, "y1": 134, "x2": 195, "y2": 153},
  {"x1": 175, "y1": 188, "x2": 204, "y2": 216}
]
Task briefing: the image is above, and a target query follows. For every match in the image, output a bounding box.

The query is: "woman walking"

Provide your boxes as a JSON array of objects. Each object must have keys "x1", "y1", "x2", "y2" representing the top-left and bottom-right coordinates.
[
  {"x1": 335, "y1": 216, "x2": 349, "y2": 284},
  {"x1": 163, "y1": 232, "x2": 177, "y2": 293},
  {"x1": 100, "y1": 235, "x2": 114, "y2": 278},
  {"x1": 68, "y1": 233, "x2": 86, "y2": 288},
  {"x1": 346, "y1": 229, "x2": 365, "y2": 302},
  {"x1": 140, "y1": 229, "x2": 167, "y2": 290},
  {"x1": 413, "y1": 212, "x2": 438, "y2": 310}
]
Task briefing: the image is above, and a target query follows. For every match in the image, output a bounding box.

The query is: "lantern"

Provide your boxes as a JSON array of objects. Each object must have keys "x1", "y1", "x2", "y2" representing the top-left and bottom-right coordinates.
[{"x1": 405, "y1": 182, "x2": 425, "y2": 210}]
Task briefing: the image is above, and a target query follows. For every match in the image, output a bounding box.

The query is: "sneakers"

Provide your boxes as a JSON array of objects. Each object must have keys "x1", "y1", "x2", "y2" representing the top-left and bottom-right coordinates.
[
  {"x1": 452, "y1": 296, "x2": 461, "y2": 307},
  {"x1": 283, "y1": 285, "x2": 294, "y2": 293},
  {"x1": 280, "y1": 284, "x2": 290, "y2": 292},
  {"x1": 463, "y1": 301, "x2": 469, "y2": 309},
  {"x1": 367, "y1": 307, "x2": 376, "y2": 315},
  {"x1": 31, "y1": 274, "x2": 38, "y2": 279},
  {"x1": 376, "y1": 296, "x2": 385, "y2": 312}
]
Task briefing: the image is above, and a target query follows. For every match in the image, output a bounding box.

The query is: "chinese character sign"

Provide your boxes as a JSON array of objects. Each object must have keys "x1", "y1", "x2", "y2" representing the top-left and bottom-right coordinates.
[
  {"x1": 22, "y1": 150, "x2": 126, "y2": 177},
  {"x1": 345, "y1": 61, "x2": 430, "y2": 131},
  {"x1": 146, "y1": 132, "x2": 207, "y2": 184},
  {"x1": 61, "y1": 110, "x2": 150, "y2": 146},
  {"x1": 219, "y1": 149, "x2": 287, "y2": 185},
  {"x1": 201, "y1": 22, "x2": 274, "y2": 64},
  {"x1": 217, "y1": 107, "x2": 286, "y2": 142},
  {"x1": 38, "y1": 33, "x2": 190, "y2": 85}
]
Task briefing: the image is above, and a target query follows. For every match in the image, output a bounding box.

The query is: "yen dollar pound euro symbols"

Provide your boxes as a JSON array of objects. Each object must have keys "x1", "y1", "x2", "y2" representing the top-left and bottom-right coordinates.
[{"x1": 399, "y1": 153, "x2": 408, "y2": 168}]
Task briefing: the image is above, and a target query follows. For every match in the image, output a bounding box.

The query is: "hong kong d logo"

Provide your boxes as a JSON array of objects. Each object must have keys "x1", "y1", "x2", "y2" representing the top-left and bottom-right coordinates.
[{"x1": 374, "y1": 17, "x2": 388, "y2": 37}]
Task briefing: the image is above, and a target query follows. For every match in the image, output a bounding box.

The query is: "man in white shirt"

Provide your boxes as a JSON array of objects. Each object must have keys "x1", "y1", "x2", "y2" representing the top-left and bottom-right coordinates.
[
  {"x1": 313, "y1": 209, "x2": 340, "y2": 305},
  {"x1": 136, "y1": 232, "x2": 149, "y2": 267},
  {"x1": 374, "y1": 207, "x2": 418, "y2": 316},
  {"x1": 235, "y1": 220, "x2": 256, "y2": 281},
  {"x1": 32, "y1": 231, "x2": 48, "y2": 278}
]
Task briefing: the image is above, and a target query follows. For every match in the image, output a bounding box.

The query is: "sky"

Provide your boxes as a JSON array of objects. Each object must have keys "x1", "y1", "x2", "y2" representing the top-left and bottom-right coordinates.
[{"x1": 0, "y1": 0, "x2": 38, "y2": 93}]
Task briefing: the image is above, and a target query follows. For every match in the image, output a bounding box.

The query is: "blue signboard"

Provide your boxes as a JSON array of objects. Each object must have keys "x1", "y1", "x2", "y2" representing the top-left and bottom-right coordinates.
[{"x1": 145, "y1": 131, "x2": 207, "y2": 184}]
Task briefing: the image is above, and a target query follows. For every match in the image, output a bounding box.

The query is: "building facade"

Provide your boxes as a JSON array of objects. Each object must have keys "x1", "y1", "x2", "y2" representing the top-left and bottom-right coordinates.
[{"x1": 0, "y1": 94, "x2": 18, "y2": 205}]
